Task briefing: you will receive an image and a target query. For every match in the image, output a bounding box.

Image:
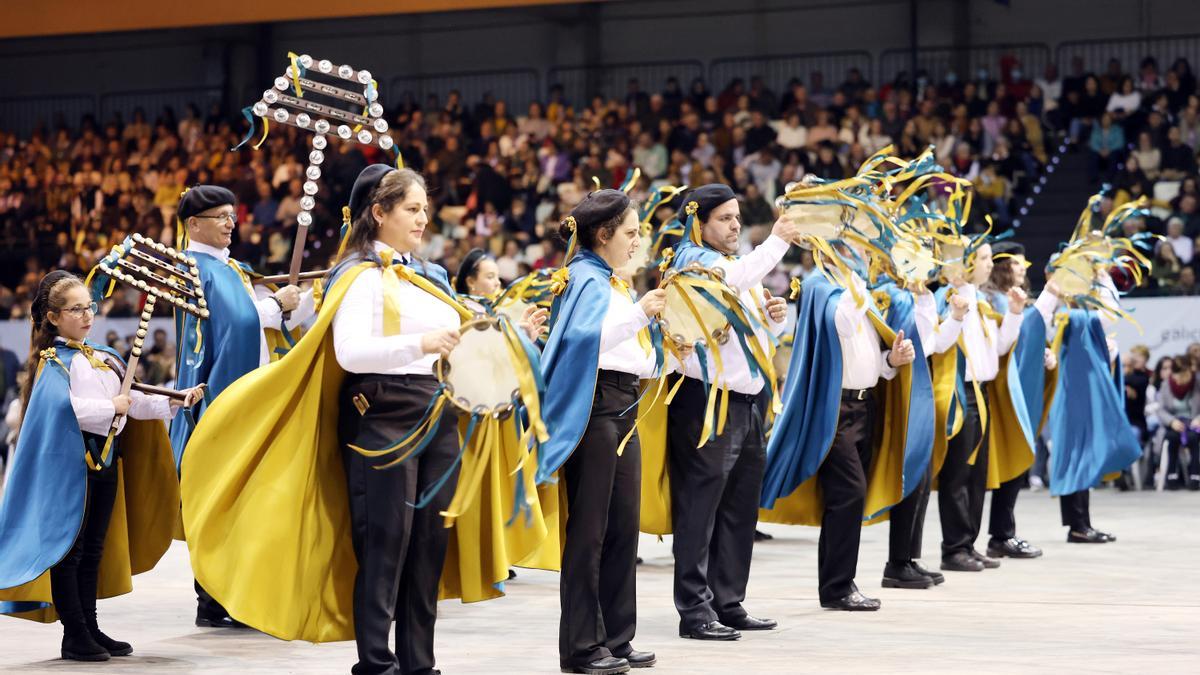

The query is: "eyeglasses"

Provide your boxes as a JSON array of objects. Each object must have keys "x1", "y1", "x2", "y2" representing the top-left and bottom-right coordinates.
[
  {"x1": 60, "y1": 302, "x2": 98, "y2": 318},
  {"x1": 197, "y1": 212, "x2": 238, "y2": 224}
]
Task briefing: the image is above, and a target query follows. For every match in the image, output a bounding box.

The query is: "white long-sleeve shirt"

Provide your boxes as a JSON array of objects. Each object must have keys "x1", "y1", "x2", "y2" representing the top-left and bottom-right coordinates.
[
  {"x1": 186, "y1": 241, "x2": 317, "y2": 366},
  {"x1": 911, "y1": 291, "x2": 965, "y2": 356},
  {"x1": 598, "y1": 285, "x2": 657, "y2": 379},
  {"x1": 955, "y1": 284, "x2": 1022, "y2": 383},
  {"x1": 834, "y1": 271, "x2": 897, "y2": 390},
  {"x1": 332, "y1": 241, "x2": 461, "y2": 375},
  {"x1": 62, "y1": 340, "x2": 176, "y2": 436},
  {"x1": 677, "y1": 235, "x2": 790, "y2": 394}
]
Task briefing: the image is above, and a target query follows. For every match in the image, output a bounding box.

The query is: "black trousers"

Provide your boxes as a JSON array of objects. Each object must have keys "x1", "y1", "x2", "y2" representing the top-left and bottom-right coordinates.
[
  {"x1": 668, "y1": 377, "x2": 765, "y2": 627},
  {"x1": 938, "y1": 389, "x2": 989, "y2": 557},
  {"x1": 888, "y1": 462, "x2": 932, "y2": 564},
  {"x1": 1060, "y1": 490, "x2": 1092, "y2": 531},
  {"x1": 51, "y1": 437, "x2": 119, "y2": 636},
  {"x1": 1164, "y1": 428, "x2": 1200, "y2": 479},
  {"x1": 560, "y1": 371, "x2": 641, "y2": 667},
  {"x1": 987, "y1": 472, "x2": 1025, "y2": 541},
  {"x1": 816, "y1": 395, "x2": 876, "y2": 602},
  {"x1": 340, "y1": 373, "x2": 460, "y2": 675}
]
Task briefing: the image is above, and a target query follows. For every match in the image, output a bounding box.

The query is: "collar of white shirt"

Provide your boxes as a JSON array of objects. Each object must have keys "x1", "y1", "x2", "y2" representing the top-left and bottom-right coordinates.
[
  {"x1": 187, "y1": 240, "x2": 230, "y2": 264},
  {"x1": 372, "y1": 240, "x2": 410, "y2": 265}
]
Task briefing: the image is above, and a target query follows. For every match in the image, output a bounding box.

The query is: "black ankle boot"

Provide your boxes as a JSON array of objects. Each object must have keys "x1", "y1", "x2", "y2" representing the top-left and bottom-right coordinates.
[
  {"x1": 86, "y1": 621, "x2": 132, "y2": 657},
  {"x1": 61, "y1": 626, "x2": 110, "y2": 662}
]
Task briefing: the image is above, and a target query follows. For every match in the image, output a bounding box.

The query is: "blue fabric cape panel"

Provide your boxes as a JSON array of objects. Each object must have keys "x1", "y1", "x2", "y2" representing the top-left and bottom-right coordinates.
[
  {"x1": 0, "y1": 345, "x2": 109, "y2": 597},
  {"x1": 882, "y1": 284, "x2": 935, "y2": 499},
  {"x1": 760, "y1": 274, "x2": 842, "y2": 508},
  {"x1": 536, "y1": 249, "x2": 612, "y2": 484},
  {"x1": 671, "y1": 240, "x2": 721, "y2": 268},
  {"x1": 1047, "y1": 310, "x2": 1140, "y2": 496},
  {"x1": 170, "y1": 253, "x2": 263, "y2": 467},
  {"x1": 1014, "y1": 306, "x2": 1048, "y2": 429}
]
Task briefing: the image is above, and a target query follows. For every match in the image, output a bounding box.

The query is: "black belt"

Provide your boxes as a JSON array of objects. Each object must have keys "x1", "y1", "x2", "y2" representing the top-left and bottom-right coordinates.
[
  {"x1": 681, "y1": 376, "x2": 759, "y2": 404},
  {"x1": 345, "y1": 372, "x2": 438, "y2": 386},
  {"x1": 598, "y1": 369, "x2": 640, "y2": 389},
  {"x1": 842, "y1": 388, "x2": 873, "y2": 401}
]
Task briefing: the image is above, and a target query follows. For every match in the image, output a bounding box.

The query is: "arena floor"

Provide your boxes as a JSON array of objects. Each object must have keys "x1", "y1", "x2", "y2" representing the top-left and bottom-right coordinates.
[{"x1": 2, "y1": 488, "x2": 1195, "y2": 674}]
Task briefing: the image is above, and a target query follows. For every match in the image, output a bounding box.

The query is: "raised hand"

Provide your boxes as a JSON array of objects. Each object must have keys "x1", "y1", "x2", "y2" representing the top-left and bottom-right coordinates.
[
  {"x1": 763, "y1": 288, "x2": 787, "y2": 323},
  {"x1": 887, "y1": 329, "x2": 916, "y2": 367}
]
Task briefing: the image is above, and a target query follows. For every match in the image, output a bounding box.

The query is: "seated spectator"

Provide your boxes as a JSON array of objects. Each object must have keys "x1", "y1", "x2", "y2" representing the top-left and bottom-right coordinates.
[
  {"x1": 1177, "y1": 266, "x2": 1200, "y2": 294},
  {"x1": 858, "y1": 117, "x2": 893, "y2": 156},
  {"x1": 1114, "y1": 154, "x2": 1151, "y2": 203},
  {"x1": 1107, "y1": 75, "x2": 1142, "y2": 124},
  {"x1": 1130, "y1": 131, "x2": 1163, "y2": 180},
  {"x1": 805, "y1": 109, "x2": 838, "y2": 150},
  {"x1": 773, "y1": 110, "x2": 807, "y2": 150},
  {"x1": 1165, "y1": 216, "x2": 1194, "y2": 264},
  {"x1": 1156, "y1": 354, "x2": 1200, "y2": 489},
  {"x1": 1160, "y1": 126, "x2": 1198, "y2": 181},
  {"x1": 808, "y1": 141, "x2": 846, "y2": 180},
  {"x1": 1088, "y1": 112, "x2": 1126, "y2": 182},
  {"x1": 1152, "y1": 241, "x2": 1183, "y2": 289}
]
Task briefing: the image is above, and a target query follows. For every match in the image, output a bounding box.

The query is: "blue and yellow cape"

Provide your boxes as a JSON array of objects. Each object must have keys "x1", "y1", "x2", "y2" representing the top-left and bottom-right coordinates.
[
  {"x1": 180, "y1": 253, "x2": 556, "y2": 643},
  {"x1": 1046, "y1": 310, "x2": 1139, "y2": 495},
  {"x1": 0, "y1": 343, "x2": 178, "y2": 622},
  {"x1": 758, "y1": 273, "x2": 927, "y2": 525},
  {"x1": 930, "y1": 288, "x2": 1036, "y2": 489}
]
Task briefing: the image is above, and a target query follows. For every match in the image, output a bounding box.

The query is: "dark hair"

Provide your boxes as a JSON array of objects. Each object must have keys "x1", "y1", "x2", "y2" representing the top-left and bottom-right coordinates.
[
  {"x1": 340, "y1": 168, "x2": 428, "y2": 263},
  {"x1": 566, "y1": 189, "x2": 635, "y2": 251},
  {"x1": 21, "y1": 271, "x2": 85, "y2": 411},
  {"x1": 1171, "y1": 354, "x2": 1194, "y2": 375},
  {"x1": 455, "y1": 248, "x2": 493, "y2": 295}
]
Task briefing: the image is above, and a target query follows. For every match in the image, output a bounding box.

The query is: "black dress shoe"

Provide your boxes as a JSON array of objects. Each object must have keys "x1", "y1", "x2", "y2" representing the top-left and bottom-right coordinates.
[
  {"x1": 820, "y1": 591, "x2": 881, "y2": 611},
  {"x1": 753, "y1": 529, "x2": 774, "y2": 541},
  {"x1": 679, "y1": 620, "x2": 740, "y2": 640},
  {"x1": 1067, "y1": 528, "x2": 1108, "y2": 543},
  {"x1": 912, "y1": 561, "x2": 945, "y2": 585},
  {"x1": 720, "y1": 614, "x2": 777, "y2": 631},
  {"x1": 987, "y1": 537, "x2": 1043, "y2": 559},
  {"x1": 970, "y1": 549, "x2": 1001, "y2": 568},
  {"x1": 612, "y1": 646, "x2": 656, "y2": 669},
  {"x1": 195, "y1": 612, "x2": 247, "y2": 628},
  {"x1": 941, "y1": 551, "x2": 984, "y2": 572},
  {"x1": 61, "y1": 629, "x2": 110, "y2": 662},
  {"x1": 561, "y1": 656, "x2": 630, "y2": 674},
  {"x1": 1095, "y1": 530, "x2": 1117, "y2": 542},
  {"x1": 882, "y1": 561, "x2": 933, "y2": 589}
]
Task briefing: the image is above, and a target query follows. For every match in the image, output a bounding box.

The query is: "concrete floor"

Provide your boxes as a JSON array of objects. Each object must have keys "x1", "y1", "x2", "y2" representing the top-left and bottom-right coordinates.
[{"x1": 2, "y1": 488, "x2": 1196, "y2": 674}]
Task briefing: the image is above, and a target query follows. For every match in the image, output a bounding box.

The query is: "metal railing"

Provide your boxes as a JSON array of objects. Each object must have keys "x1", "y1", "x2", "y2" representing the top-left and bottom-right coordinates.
[
  {"x1": 0, "y1": 94, "x2": 97, "y2": 138},
  {"x1": 878, "y1": 43, "x2": 1051, "y2": 85},
  {"x1": 387, "y1": 68, "x2": 540, "y2": 115},
  {"x1": 547, "y1": 59, "x2": 704, "y2": 108},
  {"x1": 1056, "y1": 34, "x2": 1200, "y2": 81},
  {"x1": 709, "y1": 51, "x2": 873, "y2": 103}
]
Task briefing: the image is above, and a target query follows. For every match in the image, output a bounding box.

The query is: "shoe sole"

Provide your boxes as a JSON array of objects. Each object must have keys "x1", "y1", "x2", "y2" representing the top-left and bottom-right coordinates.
[
  {"x1": 628, "y1": 658, "x2": 657, "y2": 668},
  {"x1": 106, "y1": 646, "x2": 133, "y2": 657},
  {"x1": 940, "y1": 564, "x2": 983, "y2": 572},
  {"x1": 62, "y1": 651, "x2": 110, "y2": 662},
  {"x1": 560, "y1": 668, "x2": 630, "y2": 674},
  {"x1": 820, "y1": 604, "x2": 881, "y2": 611},
  {"x1": 678, "y1": 632, "x2": 741, "y2": 641},
  {"x1": 987, "y1": 549, "x2": 1043, "y2": 559},
  {"x1": 881, "y1": 577, "x2": 933, "y2": 589}
]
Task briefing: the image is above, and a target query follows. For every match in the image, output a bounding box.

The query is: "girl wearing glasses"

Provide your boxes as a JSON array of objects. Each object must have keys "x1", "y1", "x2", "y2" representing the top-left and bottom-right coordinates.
[{"x1": 0, "y1": 271, "x2": 203, "y2": 661}]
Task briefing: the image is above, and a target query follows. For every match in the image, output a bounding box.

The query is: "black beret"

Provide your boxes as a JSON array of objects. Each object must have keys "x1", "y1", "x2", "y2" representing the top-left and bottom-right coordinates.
[
  {"x1": 570, "y1": 189, "x2": 632, "y2": 230},
  {"x1": 178, "y1": 185, "x2": 236, "y2": 222},
  {"x1": 990, "y1": 241, "x2": 1026, "y2": 257},
  {"x1": 681, "y1": 183, "x2": 736, "y2": 221},
  {"x1": 350, "y1": 164, "x2": 396, "y2": 221}
]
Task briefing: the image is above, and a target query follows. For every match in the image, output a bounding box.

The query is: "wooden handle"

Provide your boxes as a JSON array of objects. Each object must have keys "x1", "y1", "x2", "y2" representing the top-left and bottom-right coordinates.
[
  {"x1": 131, "y1": 381, "x2": 197, "y2": 402},
  {"x1": 109, "y1": 294, "x2": 155, "y2": 435},
  {"x1": 252, "y1": 270, "x2": 328, "y2": 286}
]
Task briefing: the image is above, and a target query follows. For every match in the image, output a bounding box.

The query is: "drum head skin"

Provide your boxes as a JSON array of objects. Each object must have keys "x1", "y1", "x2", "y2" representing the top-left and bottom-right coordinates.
[
  {"x1": 1053, "y1": 254, "x2": 1098, "y2": 298},
  {"x1": 892, "y1": 237, "x2": 938, "y2": 284},
  {"x1": 439, "y1": 318, "x2": 521, "y2": 417},
  {"x1": 659, "y1": 264, "x2": 733, "y2": 348},
  {"x1": 781, "y1": 203, "x2": 845, "y2": 248}
]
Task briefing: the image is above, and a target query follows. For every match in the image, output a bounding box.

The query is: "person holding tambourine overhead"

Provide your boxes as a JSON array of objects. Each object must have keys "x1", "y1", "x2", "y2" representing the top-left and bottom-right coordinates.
[{"x1": 539, "y1": 188, "x2": 668, "y2": 675}]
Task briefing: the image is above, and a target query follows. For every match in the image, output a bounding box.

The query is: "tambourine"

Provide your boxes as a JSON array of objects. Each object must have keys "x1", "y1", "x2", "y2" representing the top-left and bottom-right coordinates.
[
  {"x1": 436, "y1": 316, "x2": 523, "y2": 419},
  {"x1": 1049, "y1": 253, "x2": 1098, "y2": 298},
  {"x1": 936, "y1": 235, "x2": 970, "y2": 282},
  {"x1": 657, "y1": 263, "x2": 735, "y2": 350},
  {"x1": 890, "y1": 233, "x2": 939, "y2": 285},
  {"x1": 776, "y1": 201, "x2": 848, "y2": 249}
]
